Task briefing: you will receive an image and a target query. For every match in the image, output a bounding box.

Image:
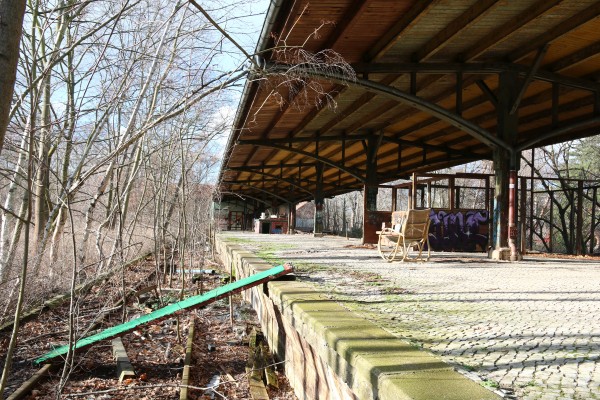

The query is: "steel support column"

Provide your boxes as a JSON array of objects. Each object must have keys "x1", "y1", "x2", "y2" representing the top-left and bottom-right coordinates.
[
  {"x1": 363, "y1": 135, "x2": 381, "y2": 244},
  {"x1": 576, "y1": 181, "x2": 584, "y2": 255},
  {"x1": 314, "y1": 163, "x2": 324, "y2": 236},
  {"x1": 288, "y1": 202, "x2": 296, "y2": 234},
  {"x1": 491, "y1": 71, "x2": 522, "y2": 260}
]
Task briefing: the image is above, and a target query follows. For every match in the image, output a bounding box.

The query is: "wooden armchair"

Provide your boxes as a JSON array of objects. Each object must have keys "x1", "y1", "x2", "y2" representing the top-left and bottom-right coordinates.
[{"x1": 377, "y1": 209, "x2": 431, "y2": 262}]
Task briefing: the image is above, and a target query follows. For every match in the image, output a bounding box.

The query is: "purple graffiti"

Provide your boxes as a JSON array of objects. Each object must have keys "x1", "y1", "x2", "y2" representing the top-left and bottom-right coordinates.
[{"x1": 428, "y1": 209, "x2": 489, "y2": 252}]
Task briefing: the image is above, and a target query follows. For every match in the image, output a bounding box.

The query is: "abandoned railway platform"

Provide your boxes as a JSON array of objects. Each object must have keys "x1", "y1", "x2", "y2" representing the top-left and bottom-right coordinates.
[{"x1": 218, "y1": 231, "x2": 600, "y2": 400}]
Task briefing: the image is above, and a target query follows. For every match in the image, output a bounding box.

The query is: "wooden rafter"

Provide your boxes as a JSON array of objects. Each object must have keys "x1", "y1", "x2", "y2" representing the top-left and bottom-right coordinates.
[
  {"x1": 460, "y1": 0, "x2": 563, "y2": 62},
  {"x1": 414, "y1": 0, "x2": 501, "y2": 62},
  {"x1": 366, "y1": 0, "x2": 440, "y2": 62}
]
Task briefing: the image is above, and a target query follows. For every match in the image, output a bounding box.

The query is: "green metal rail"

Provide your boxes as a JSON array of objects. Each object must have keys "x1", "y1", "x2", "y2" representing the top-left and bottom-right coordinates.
[{"x1": 35, "y1": 263, "x2": 293, "y2": 364}]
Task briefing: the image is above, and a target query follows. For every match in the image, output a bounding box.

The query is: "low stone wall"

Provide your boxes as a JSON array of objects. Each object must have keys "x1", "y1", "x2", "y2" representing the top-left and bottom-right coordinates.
[{"x1": 215, "y1": 235, "x2": 500, "y2": 400}]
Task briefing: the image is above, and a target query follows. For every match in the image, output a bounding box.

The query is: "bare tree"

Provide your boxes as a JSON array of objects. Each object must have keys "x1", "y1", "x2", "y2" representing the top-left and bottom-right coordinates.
[{"x1": 0, "y1": 0, "x2": 26, "y2": 154}]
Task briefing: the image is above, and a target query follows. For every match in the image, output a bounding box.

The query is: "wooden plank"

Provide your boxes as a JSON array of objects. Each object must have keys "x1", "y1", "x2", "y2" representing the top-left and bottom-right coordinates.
[
  {"x1": 249, "y1": 376, "x2": 270, "y2": 400},
  {"x1": 510, "y1": 3, "x2": 600, "y2": 62},
  {"x1": 6, "y1": 364, "x2": 53, "y2": 400},
  {"x1": 262, "y1": 344, "x2": 279, "y2": 389},
  {"x1": 546, "y1": 40, "x2": 600, "y2": 72},
  {"x1": 367, "y1": 0, "x2": 440, "y2": 61},
  {"x1": 247, "y1": 345, "x2": 269, "y2": 400},
  {"x1": 179, "y1": 316, "x2": 195, "y2": 400},
  {"x1": 322, "y1": 0, "x2": 371, "y2": 50},
  {"x1": 111, "y1": 337, "x2": 135, "y2": 382},
  {"x1": 415, "y1": 0, "x2": 500, "y2": 62},
  {"x1": 461, "y1": 0, "x2": 563, "y2": 61}
]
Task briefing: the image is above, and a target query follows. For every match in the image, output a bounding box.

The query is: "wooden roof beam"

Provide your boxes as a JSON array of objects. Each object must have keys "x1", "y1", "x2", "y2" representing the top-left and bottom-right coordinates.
[
  {"x1": 414, "y1": 0, "x2": 501, "y2": 62},
  {"x1": 511, "y1": 45, "x2": 549, "y2": 114},
  {"x1": 545, "y1": 40, "x2": 600, "y2": 73},
  {"x1": 259, "y1": 82, "x2": 304, "y2": 140},
  {"x1": 412, "y1": 93, "x2": 597, "y2": 149},
  {"x1": 517, "y1": 115, "x2": 600, "y2": 151},
  {"x1": 347, "y1": 75, "x2": 467, "y2": 135},
  {"x1": 223, "y1": 178, "x2": 313, "y2": 195},
  {"x1": 350, "y1": 62, "x2": 600, "y2": 91},
  {"x1": 238, "y1": 134, "x2": 370, "y2": 145},
  {"x1": 378, "y1": 153, "x2": 478, "y2": 181},
  {"x1": 460, "y1": 0, "x2": 563, "y2": 62},
  {"x1": 382, "y1": 136, "x2": 481, "y2": 159},
  {"x1": 322, "y1": 0, "x2": 372, "y2": 50},
  {"x1": 236, "y1": 141, "x2": 366, "y2": 182},
  {"x1": 319, "y1": 75, "x2": 400, "y2": 135},
  {"x1": 509, "y1": 3, "x2": 600, "y2": 62},
  {"x1": 366, "y1": 0, "x2": 440, "y2": 62},
  {"x1": 224, "y1": 182, "x2": 292, "y2": 204},
  {"x1": 475, "y1": 79, "x2": 498, "y2": 107},
  {"x1": 256, "y1": 83, "x2": 347, "y2": 167},
  {"x1": 229, "y1": 162, "x2": 317, "y2": 170},
  {"x1": 519, "y1": 94, "x2": 596, "y2": 127}
]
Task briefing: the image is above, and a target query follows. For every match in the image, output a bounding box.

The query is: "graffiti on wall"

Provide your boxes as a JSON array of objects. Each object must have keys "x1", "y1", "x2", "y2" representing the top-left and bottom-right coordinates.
[{"x1": 428, "y1": 209, "x2": 489, "y2": 252}]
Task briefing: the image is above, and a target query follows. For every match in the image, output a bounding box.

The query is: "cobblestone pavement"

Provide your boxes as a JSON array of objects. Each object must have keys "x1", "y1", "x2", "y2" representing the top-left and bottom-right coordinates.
[{"x1": 224, "y1": 232, "x2": 600, "y2": 399}]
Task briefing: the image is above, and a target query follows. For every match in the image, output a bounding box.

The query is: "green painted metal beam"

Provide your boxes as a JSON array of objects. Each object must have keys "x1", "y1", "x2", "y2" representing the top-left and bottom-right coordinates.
[{"x1": 35, "y1": 263, "x2": 293, "y2": 364}]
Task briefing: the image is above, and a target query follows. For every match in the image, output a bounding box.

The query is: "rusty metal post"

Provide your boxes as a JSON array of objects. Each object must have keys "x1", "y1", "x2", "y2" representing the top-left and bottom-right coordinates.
[
  {"x1": 576, "y1": 180, "x2": 584, "y2": 255},
  {"x1": 314, "y1": 163, "x2": 324, "y2": 236},
  {"x1": 549, "y1": 192, "x2": 554, "y2": 253},
  {"x1": 529, "y1": 150, "x2": 535, "y2": 250},
  {"x1": 362, "y1": 136, "x2": 379, "y2": 243},
  {"x1": 508, "y1": 170, "x2": 518, "y2": 261},
  {"x1": 288, "y1": 202, "x2": 296, "y2": 234},
  {"x1": 591, "y1": 187, "x2": 597, "y2": 254},
  {"x1": 485, "y1": 176, "x2": 492, "y2": 249},
  {"x1": 520, "y1": 177, "x2": 527, "y2": 254},
  {"x1": 411, "y1": 173, "x2": 418, "y2": 209},
  {"x1": 449, "y1": 177, "x2": 455, "y2": 210},
  {"x1": 491, "y1": 71, "x2": 520, "y2": 260},
  {"x1": 427, "y1": 182, "x2": 432, "y2": 208}
]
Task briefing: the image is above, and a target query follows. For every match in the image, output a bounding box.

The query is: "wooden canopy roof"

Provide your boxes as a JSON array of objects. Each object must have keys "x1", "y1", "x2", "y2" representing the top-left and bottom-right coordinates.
[{"x1": 218, "y1": 0, "x2": 600, "y2": 206}]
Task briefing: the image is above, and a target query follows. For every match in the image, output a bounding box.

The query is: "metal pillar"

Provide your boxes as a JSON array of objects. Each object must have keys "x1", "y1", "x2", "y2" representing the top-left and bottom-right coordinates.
[
  {"x1": 313, "y1": 163, "x2": 324, "y2": 236},
  {"x1": 449, "y1": 177, "x2": 455, "y2": 209},
  {"x1": 591, "y1": 187, "x2": 597, "y2": 254},
  {"x1": 411, "y1": 173, "x2": 418, "y2": 209},
  {"x1": 491, "y1": 71, "x2": 521, "y2": 261},
  {"x1": 362, "y1": 135, "x2": 380, "y2": 244},
  {"x1": 520, "y1": 177, "x2": 527, "y2": 254},
  {"x1": 576, "y1": 180, "x2": 584, "y2": 255},
  {"x1": 288, "y1": 202, "x2": 296, "y2": 234},
  {"x1": 508, "y1": 170, "x2": 518, "y2": 260},
  {"x1": 529, "y1": 150, "x2": 535, "y2": 250},
  {"x1": 427, "y1": 183, "x2": 432, "y2": 207}
]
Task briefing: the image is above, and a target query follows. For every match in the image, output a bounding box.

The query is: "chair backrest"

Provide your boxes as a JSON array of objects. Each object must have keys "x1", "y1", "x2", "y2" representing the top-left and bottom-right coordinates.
[
  {"x1": 391, "y1": 211, "x2": 406, "y2": 232},
  {"x1": 401, "y1": 209, "x2": 431, "y2": 240}
]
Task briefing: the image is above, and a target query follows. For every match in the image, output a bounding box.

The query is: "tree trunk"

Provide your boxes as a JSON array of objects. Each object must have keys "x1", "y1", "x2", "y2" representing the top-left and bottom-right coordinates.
[
  {"x1": 0, "y1": 0, "x2": 27, "y2": 154},
  {"x1": 34, "y1": 75, "x2": 52, "y2": 241}
]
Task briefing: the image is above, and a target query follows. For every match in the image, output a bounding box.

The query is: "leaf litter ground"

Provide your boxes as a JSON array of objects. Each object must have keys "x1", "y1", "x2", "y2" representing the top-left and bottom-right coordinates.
[{"x1": 0, "y1": 257, "x2": 297, "y2": 399}]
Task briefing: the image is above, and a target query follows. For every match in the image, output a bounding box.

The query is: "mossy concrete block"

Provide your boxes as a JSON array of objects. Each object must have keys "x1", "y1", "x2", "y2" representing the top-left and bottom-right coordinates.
[{"x1": 378, "y1": 369, "x2": 499, "y2": 400}]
